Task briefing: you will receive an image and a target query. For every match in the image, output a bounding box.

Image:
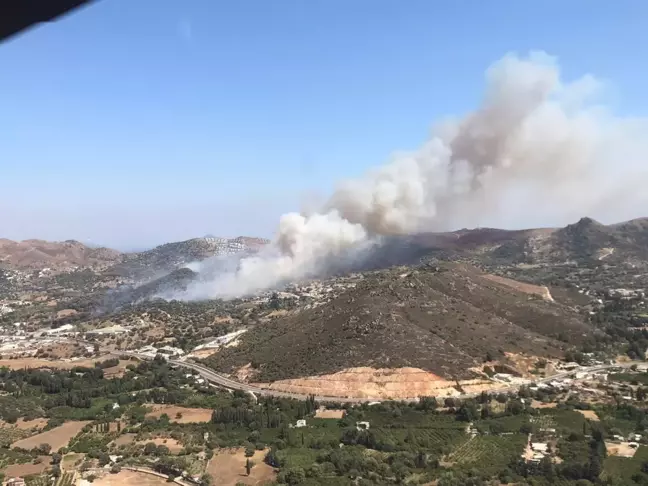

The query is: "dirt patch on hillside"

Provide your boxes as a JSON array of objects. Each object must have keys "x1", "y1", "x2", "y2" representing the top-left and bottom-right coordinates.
[
  {"x1": 0, "y1": 418, "x2": 48, "y2": 430},
  {"x1": 576, "y1": 410, "x2": 600, "y2": 421},
  {"x1": 531, "y1": 400, "x2": 557, "y2": 409},
  {"x1": 482, "y1": 274, "x2": 554, "y2": 301},
  {"x1": 56, "y1": 309, "x2": 78, "y2": 319},
  {"x1": 206, "y1": 448, "x2": 275, "y2": 486},
  {"x1": 92, "y1": 470, "x2": 169, "y2": 486},
  {"x1": 102, "y1": 360, "x2": 138, "y2": 379},
  {"x1": 145, "y1": 405, "x2": 212, "y2": 424},
  {"x1": 253, "y1": 367, "x2": 497, "y2": 399},
  {"x1": 3, "y1": 456, "x2": 51, "y2": 476},
  {"x1": 11, "y1": 421, "x2": 90, "y2": 450},
  {"x1": 186, "y1": 349, "x2": 217, "y2": 359}
]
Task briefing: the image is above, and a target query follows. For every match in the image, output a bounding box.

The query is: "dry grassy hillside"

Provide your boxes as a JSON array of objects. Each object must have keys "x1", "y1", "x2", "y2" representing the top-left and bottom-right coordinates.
[{"x1": 205, "y1": 263, "x2": 591, "y2": 382}]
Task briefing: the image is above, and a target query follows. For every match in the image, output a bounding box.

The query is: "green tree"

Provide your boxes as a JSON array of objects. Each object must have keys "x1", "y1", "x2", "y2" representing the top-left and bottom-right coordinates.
[
  {"x1": 283, "y1": 468, "x2": 306, "y2": 485},
  {"x1": 144, "y1": 442, "x2": 158, "y2": 455}
]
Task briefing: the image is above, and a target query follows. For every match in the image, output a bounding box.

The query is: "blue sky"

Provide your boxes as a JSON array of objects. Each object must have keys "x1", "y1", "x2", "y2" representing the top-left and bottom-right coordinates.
[{"x1": 1, "y1": 0, "x2": 646, "y2": 250}]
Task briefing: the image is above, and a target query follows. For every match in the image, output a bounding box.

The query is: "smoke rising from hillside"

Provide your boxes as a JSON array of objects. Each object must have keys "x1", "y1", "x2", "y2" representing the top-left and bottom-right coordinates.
[{"x1": 180, "y1": 51, "x2": 648, "y2": 299}]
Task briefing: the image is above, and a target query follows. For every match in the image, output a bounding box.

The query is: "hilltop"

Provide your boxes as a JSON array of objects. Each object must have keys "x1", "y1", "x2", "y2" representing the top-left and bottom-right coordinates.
[
  {"x1": 107, "y1": 236, "x2": 270, "y2": 278},
  {"x1": 412, "y1": 217, "x2": 648, "y2": 267},
  {"x1": 205, "y1": 262, "x2": 591, "y2": 385},
  {"x1": 0, "y1": 236, "x2": 269, "y2": 273},
  {"x1": 0, "y1": 238, "x2": 121, "y2": 270}
]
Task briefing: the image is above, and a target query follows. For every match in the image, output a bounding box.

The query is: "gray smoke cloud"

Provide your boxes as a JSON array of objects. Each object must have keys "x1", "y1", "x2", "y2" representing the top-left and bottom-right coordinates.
[{"x1": 177, "y1": 51, "x2": 648, "y2": 299}]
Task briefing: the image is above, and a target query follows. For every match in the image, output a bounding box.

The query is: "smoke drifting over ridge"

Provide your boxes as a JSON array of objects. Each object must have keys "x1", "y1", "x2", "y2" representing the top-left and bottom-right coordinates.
[{"x1": 178, "y1": 51, "x2": 648, "y2": 299}]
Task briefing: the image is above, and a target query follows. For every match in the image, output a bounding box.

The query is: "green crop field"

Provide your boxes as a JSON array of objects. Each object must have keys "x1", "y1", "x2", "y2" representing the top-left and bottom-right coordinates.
[
  {"x1": 359, "y1": 410, "x2": 466, "y2": 429},
  {"x1": 373, "y1": 427, "x2": 468, "y2": 454},
  {"x1": 56, "y1": 472, "x2": 75, "y2": 486},
  {"x1": 448, "y1": 434, "x2": 527, "y2": 473},
  {"x1": 475, "y1": 414, "x2": 530, "y2": 434},
  {"x1": 603, "y1": 445, "x2": 648, "y2": 481},
  {"x1": 277, "y1": 447, "x2": 321, "y2": 469},
  {"x1": 535, "y1": 409, "x2": 587, "y2": 434}
]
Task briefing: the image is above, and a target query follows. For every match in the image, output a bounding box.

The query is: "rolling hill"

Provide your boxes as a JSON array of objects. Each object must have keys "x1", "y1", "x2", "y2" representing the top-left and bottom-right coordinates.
[
  {"x1": 0, "y1": 238, "x2": 121, "y2": 270},
  {"x1": 205, "y1": 262, "x2": 592, "y2": 384}
]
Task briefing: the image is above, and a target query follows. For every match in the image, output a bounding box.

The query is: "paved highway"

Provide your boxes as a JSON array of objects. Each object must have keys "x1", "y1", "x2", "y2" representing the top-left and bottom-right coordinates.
[{"x1": 121, "y1": 352, "x2": 639, "y2": 404}]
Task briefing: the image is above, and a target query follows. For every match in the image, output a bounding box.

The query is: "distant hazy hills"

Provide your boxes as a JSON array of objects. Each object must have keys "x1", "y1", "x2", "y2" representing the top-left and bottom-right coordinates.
[
  {"x1": 0, "y1": 238, "x2": 121, "y2": 270},
  {"x1": 3, "y1": 217, "x2": 648, "y2": 274},
  {"x1": 0, "y1": 236, "x2": 269, "y2": 273}
]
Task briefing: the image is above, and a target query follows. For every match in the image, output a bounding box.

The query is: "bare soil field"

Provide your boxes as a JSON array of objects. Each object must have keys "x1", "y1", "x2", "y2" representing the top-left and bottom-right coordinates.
[
  {"x1": 111, "y1": 433, "x2": 136, "y2": 447},
  {"x1": 531, "y1": 400, "x2": 558, "y2": 409},
  {"x1": 3, "y1": 456, "x2": 51, "y2": 476},
  {"x1": 576, "y1": 409, "x2": 600, "y2": 421},
  {"x1": 103, "y1": 360, "x2": 138, "y2": 379},
  {"x1": 255, "y1": 367, "x2": 496, "y2": 400},
  {"x1": 482, "y1": 274, "x2": 554, "y2": 301},
  {"x1": 606, "y1": 441, "x2": 638, "y2": 458},
  {"x1": 0, "y1": 418, "x2": 47, "y2": 430},
  {"x1": 136, "y1": 437, "x2": 183, "y2": 454},
  {"x1": 206, "y1": 448, "x2": 275, "y2": 486},
  {"x1": 145, "y1": 405, "x2": 212, "y2": 424},
  {"x1": 92, "y1": 470, "x2": 169, "y2": 486},
  {"x1": 11, "y1": 421, "x2": 90, "y2": 450},
  {"x1": 186, "y1": 349, "x2": 216, "y2": 360},
  {"x1": 314, "y1": 408, "x2": 345, "y2": 419}
]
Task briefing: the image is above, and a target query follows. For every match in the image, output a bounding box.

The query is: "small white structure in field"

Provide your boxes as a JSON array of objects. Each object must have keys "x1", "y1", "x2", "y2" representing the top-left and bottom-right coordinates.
[
  {"x1": 295, "y1": 419, "x2": 307, "y2": 428},
  {"x1": 356, "y1": 421, "x2": 370, "y2": 431},
  {"x1": 531, "y1": 443, "x2": 548, "y2": 453}
]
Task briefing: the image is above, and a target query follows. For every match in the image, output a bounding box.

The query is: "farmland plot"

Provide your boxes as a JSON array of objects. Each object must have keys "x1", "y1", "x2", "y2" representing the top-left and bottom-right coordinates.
[{"x1": 448, "y1": 434, "x2": 527, "y2": 473}]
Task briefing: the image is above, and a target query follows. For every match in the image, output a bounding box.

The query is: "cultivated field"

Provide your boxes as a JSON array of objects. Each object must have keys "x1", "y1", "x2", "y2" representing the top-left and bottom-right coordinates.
[
  {"x1": 61, "y1": 452, "x2": 85, "y2": 471},
  {"x1": 144, "y1": 405, "x2": 213, "y2": 424},
  {"x1": 112, "y1": 433, "x2": 136, "y2": 447},
  {"x1": 92, "y1": 470, "x2": 169, "y2": 486},
  {"x1": 11, "y1": 421, "x2": 90, "y2": 451},
  {"x1": 3, "y1": 456, "x2": 51, "y2": 476},
  {"x1": 0, "y1": 418, "x2": 48, "y2": 433},
  {"x1": 448, "y1": 435, "x2": 528, "y2": 473},
  {"x1": 606, "y1": 441, "x2": 638, "y2": 458},
  {"x1": 314, "y1": 408, "x2": 345, "y2": 419},
  {"x1": 576, "y1": 409, "x2": 600, "y2": 421},
  {"x1": 206, "y1": 448, "x2": 275, "y2": 486}
]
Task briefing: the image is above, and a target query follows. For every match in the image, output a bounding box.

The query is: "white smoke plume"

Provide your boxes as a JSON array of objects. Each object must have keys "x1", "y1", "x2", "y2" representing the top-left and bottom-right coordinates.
[{"x1": 179, "y1": 51, "x2": 648, "y2": 299}]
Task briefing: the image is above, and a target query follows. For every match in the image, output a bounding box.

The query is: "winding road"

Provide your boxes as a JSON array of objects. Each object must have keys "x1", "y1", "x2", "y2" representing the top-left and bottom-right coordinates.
[{"x1": 120, "y1": 351, "x2": 639, "y2": 404}]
